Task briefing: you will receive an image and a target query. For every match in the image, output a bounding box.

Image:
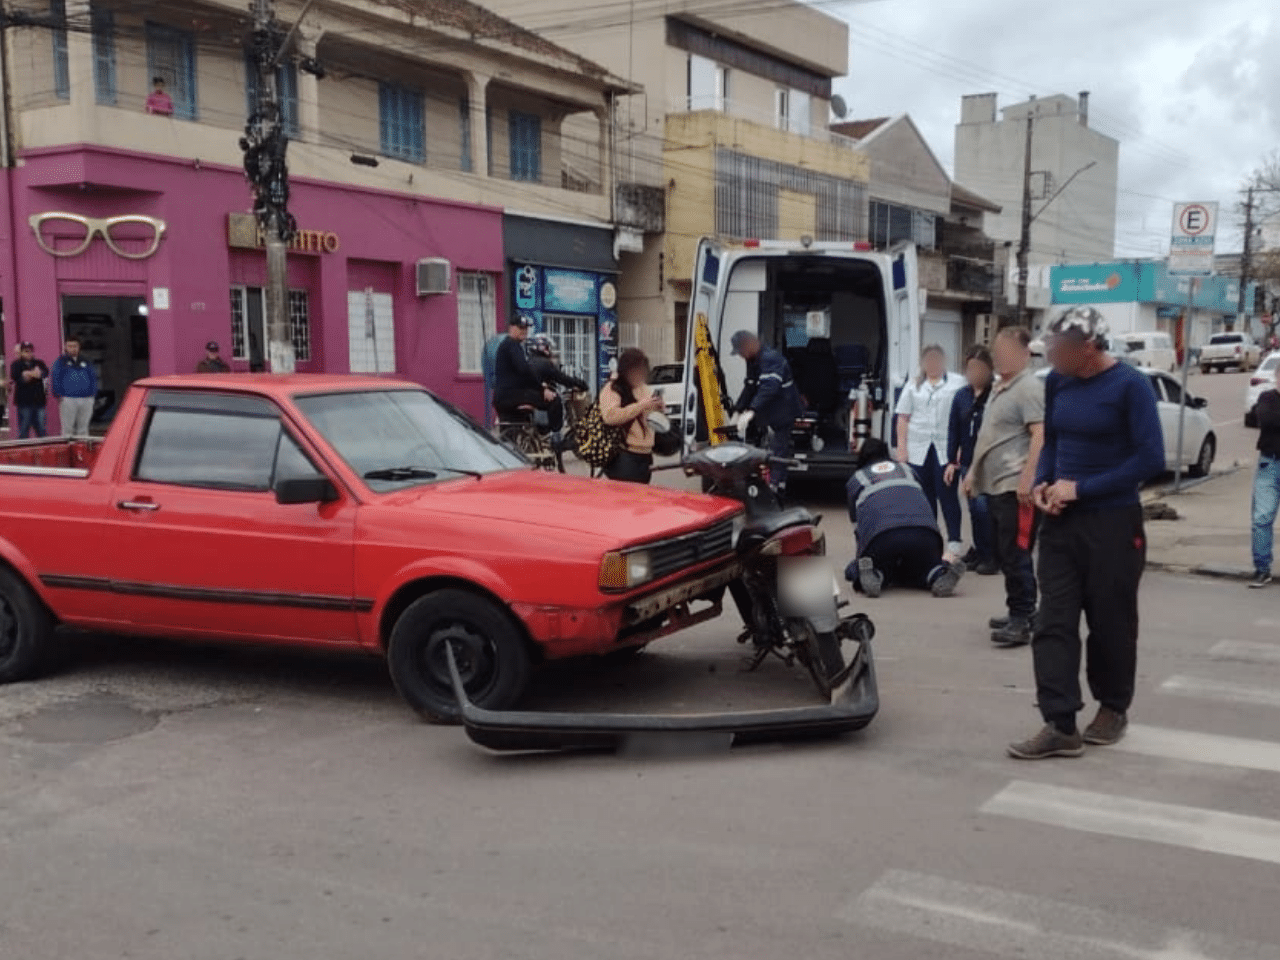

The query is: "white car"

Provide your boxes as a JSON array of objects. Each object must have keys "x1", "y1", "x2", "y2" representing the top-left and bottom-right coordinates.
[
  {"x1": 1244, "y1": 353, "x2": 1280, "y2": 428},
  {"x1": 1119, "y1": 332, "x2": 1177, "y2": 373},
  {"x1": 647, "y1": 363, "x2": 685, "y2": 428},
  {"x1": 1037, "y1": 366, "x2": 1215, "y2": 475}
]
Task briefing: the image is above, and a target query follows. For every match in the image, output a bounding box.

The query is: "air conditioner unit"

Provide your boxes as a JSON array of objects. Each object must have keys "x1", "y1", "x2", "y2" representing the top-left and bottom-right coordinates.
[{"x1": 416, "y1": 258, "x2": 451, "y2": 296}]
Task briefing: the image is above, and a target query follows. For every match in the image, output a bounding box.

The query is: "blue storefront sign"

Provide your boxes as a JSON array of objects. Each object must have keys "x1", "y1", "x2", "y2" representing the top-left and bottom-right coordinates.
[
  {"x1": 1051, "y1": 262, "x2": 1141, "y2": 304},
  {"x1": 512, "y1": 263, "x2": 618, "y2": 390},
  {"x1": 1052, "y1": 260, "x2": 1253, "y2": 315}
]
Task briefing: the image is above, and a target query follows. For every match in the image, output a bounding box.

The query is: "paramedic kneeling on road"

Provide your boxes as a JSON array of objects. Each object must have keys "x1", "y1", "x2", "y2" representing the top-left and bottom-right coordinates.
[
  {"x1": 730, "y1": 330, "x2": 802, "y2": 494},
  {"x1": 844, "y1": 439, "x2": 965, "y2": 599}
]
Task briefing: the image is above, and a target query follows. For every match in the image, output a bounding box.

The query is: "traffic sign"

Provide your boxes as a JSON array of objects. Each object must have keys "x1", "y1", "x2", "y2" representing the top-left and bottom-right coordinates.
[{"x1": 1169, "y1": 201, "x2": 1218, "y2": 276}]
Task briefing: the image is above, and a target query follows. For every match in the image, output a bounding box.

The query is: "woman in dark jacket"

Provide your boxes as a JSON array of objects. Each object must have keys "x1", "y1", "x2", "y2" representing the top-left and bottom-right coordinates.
[{"x1": 944, "y1": 345, "x2": 997, "y2": 574}]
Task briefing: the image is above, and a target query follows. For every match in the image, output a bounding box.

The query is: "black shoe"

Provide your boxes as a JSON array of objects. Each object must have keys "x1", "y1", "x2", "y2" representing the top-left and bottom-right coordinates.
[
  {"x1": 1007, "y1": 724, "x2": 1085, "y2": 760},
  {"x1": 991, "y1": 617, "x2": 1032, "y2": 647},
  {"x1": 975, "y1": 561, "x2": 1000, "y2": 576},
  {"x1": 1083, "y1": 706, "x2": 1128, "y2": 746},
  {"x1": 961, "y1": 548, "x2": 980, "y2": 568},
  {"x1": 1249, "y1": 570, "x2": 1273, "y2": 589},
  {"x1": 989, "y1": 611, "x2": 1037, "y2": 631},
  {"x1": 930, "y1": 562, "x2": 964, "y2": 598}
]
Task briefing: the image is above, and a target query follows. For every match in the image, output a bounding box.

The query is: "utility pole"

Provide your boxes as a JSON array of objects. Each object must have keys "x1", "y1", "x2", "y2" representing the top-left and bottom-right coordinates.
[
  {"x1": 1238, "y1": 185, "x2": 1255, "y2": 322},
  {"x1": 1015, "y1": 108, "x2": 1034, "y2": 327},
  {"x1": 242, "y1": 0, "x2": 295, "y2": 373}
]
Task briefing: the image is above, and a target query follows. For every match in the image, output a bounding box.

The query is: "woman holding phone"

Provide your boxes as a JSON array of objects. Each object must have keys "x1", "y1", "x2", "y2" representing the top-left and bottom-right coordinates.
[{"x1": 599, "y1": 348, "x2": 663, "y2": 484}]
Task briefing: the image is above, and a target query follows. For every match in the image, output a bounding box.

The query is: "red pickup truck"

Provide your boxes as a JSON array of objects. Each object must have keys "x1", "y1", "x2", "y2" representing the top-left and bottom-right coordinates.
[{"x1": 0, "y1": 376, "x2": 745, "y2": 722}]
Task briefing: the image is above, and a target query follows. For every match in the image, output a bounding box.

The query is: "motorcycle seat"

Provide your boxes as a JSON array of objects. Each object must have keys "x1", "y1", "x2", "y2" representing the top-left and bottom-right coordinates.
[{"x1": 740, "y1": 508, "x2": 815, "y2": 544}]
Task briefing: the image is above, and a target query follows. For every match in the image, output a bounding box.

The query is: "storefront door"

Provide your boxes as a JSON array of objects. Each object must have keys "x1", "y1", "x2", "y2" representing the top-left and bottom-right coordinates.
[
  {"x1": 61, "y1": 295, "x2": 150, "y2": 427},
  {"x1": 542, "y1": 313, "x2": 598, "y2": 392}
]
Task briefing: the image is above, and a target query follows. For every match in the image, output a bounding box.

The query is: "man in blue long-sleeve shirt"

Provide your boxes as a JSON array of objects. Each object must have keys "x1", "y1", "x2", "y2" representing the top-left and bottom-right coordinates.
[
  {"x1": 50, "y1": 337, "x2": 98, "y2": 438},
  {"x1": 1007, "y1": 307, "x2": 1164, "y2": 761}
]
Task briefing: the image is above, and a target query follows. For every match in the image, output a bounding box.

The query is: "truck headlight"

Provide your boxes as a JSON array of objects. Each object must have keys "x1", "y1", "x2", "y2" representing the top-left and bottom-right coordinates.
[{"x1": 599, "y1": 549, "x2": 653, "y2": 590}]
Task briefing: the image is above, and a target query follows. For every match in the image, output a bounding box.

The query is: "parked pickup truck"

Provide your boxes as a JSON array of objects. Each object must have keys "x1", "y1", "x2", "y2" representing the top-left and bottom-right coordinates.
[
  {"x1": 1199, "y1": 332, "x2": 1261, "y2": 373},
  {"x1": 0, "y1": 375, "x2": 755, "y2": 723}
]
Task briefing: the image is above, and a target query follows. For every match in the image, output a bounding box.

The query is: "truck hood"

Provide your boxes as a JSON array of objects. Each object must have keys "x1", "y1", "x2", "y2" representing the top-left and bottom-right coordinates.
[{"x1": 382, "y1": 470, "x2": 741, "y2": 547}]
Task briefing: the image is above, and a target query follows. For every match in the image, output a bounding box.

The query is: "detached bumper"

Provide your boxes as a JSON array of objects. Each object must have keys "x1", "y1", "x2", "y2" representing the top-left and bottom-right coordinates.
[{"x1": 446, "y1": 644, "x2": 879, "y2": 753}]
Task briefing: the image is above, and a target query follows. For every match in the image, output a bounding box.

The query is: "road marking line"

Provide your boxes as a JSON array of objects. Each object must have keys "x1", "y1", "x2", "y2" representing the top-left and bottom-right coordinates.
[
  {"x1": 839, "y1": 869, "x2": 1274, "y2": 960},
  {"x1": 1161, "y1": 675, "x2": 1280, "y2": 709},
  {"x1": 981, "y1": 780, "x2": 1280, "y2": 866},
  {"x1": 1114, "y1": 725, "x2": 1280, "y2": 773},
  {"x1": 1209, "y1": 640, "x2": 1280, "y2": 664}
]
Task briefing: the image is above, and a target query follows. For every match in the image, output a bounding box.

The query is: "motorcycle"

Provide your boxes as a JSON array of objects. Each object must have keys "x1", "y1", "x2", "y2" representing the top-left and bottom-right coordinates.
[{"x1": 686, "y1": 430, "x2": 875, "y2": 698}]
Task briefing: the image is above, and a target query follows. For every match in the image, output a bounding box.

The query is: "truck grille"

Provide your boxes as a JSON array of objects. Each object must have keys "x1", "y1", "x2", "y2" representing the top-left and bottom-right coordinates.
[{"x1": 647, "y1": 518, "x2": 736, "y2": 581}]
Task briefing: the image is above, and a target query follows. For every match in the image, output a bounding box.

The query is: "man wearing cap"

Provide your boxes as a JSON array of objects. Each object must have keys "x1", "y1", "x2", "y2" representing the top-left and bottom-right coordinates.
[
  {"x1": 196, "y1": 341, "x2": 230, "y2": 374},
  {"x1": 1007, "y1": 306, "x2": 1164, "y2": 761},
  {"x1": 493, "y1": 316, "x2": 556, "y2": 422},
  {"x1": 9, "y1": 342, "x2": 49, "y2": 438},
  {"x1": 729, "y1": 330, "x2": 802, "y2": 494}
]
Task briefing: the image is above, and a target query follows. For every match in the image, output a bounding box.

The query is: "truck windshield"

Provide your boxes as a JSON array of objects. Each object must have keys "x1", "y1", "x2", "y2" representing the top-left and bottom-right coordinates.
[{"x1": 296, "y1": 389, "x2": 524, "y2": 491}]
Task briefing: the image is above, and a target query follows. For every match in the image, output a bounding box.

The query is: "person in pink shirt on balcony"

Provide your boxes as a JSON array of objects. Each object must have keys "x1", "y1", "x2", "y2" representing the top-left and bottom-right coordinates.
[{"x1": 145, "y1": 77, "x2": 174, "y2": 116}]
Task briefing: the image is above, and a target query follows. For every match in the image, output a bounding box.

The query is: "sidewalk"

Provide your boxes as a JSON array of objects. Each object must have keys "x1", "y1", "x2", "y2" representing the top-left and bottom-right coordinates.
[{"x1": 1143, "y1": 466, "x2": 1266, "y2": 579}]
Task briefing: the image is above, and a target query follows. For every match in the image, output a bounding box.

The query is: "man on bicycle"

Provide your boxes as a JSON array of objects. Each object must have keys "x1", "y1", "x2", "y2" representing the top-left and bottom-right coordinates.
[
  {"x1": 493, "y1": 316, "x2": 555, "y2": 423},
  {"x1": 526, "y1": 334, "x2": 587, "y2": 436}
]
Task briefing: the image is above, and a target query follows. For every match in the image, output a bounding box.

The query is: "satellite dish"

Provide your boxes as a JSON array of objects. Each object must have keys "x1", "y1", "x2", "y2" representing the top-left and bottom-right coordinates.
[{"x1": 831, "y1": 94, "x2": 849, "y2": 119}]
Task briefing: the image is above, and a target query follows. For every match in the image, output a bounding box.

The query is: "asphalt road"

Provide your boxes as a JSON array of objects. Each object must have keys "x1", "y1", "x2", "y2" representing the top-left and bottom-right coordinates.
[{"x1": 3, "y1": 461, "x2": 1279, "y2": 957}]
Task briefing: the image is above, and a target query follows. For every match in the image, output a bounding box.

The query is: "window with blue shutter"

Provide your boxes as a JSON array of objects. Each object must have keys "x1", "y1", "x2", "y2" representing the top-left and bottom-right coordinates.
[
  {"x1": 378, "y1": 83, "x2": 425, "y2": 164},
  {"x1": 92, "y1": 8, "x2": 117, "y2": 105},
  {"x1": 146, "y1": 22, "x2": 198, "y2": 120},
  {"x1": 244, "y1": 53, "x2": 299, "y2": 138},
  {"x1": 51, "y1": 0, "x2": 69, "y2": 100},
  {"x1": 508, "y1": 111, "x2": 541, "y2": 182}
]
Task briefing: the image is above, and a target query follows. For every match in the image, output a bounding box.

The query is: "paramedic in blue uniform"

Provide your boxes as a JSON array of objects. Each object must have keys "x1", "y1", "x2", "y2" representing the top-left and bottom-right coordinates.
[
  {"x1": 729, "y1": 330, "x2": 803, "y2": 494},
  {"x1": 844, "y1": 438, "x2": 965, "y2": 598}
]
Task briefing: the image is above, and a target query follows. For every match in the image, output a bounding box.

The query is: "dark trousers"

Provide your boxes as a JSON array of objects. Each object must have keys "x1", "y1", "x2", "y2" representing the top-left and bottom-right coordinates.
[
  {"x1": 766, "y1": 425, "x2": 793, "y2": 491},
  {"x1": 989, "y1": 492, "x2": 1038, "y2": 619},
  {"x1": 961, "y1": 467, "x2": 994, "y2": 563},
  {"x1": 605, "y1": 450, "x2": 653, "y2": 484},
  {"x1": 16, "y1": 405, "x2": 47, "y2": 439},
  {"x1": 1033, "y1": 505, "x2": 1146, "y2": 727},
  {"x1": 858, "y1": 526, "x2": 945, "y2": 591},
  {"x1": 916, "y1": 446, "x2": 963, "y2": 543}
]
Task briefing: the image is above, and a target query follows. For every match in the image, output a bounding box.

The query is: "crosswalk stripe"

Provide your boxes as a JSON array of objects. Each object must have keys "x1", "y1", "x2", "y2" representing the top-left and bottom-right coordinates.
[
  {"x1": 981, "y1": 780, "x2": 1280, "y2": 866},
  {"x1": 839, "y1": 869, "x2": 1274, "y2": 960},
  {"x1": 1113, "y1": 725, "x2": 1280, "y2": 774},
  {"x1": 1209, "y1": 640, "x2": 1280, "y2": 664},
  {"x1": 1161, "y1": 675, "x2": 1280, "y2": 709}
]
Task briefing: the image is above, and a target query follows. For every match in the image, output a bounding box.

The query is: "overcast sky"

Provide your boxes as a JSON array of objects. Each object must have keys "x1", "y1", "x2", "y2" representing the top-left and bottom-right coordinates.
[{"x1": 831, "y1": 0, "x2": 1280, "y2": 258}]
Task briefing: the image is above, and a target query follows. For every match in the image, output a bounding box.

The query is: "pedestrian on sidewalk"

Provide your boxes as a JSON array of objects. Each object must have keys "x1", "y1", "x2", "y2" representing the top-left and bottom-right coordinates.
[
  {"x1": 968, "y1": 327, "x2": 1045, "y2": 648},
  {"x1": 1007, "y1": 307, "x2": 1164, "y2": 761},
  {"x1": 196, "y1": 341, "x2": 230, "y2": 373},
  {"x1": 50, "y1": 337, "x2": 98, "y2": 439},
  {"x1": 944, "y1": 345, "x2": 997, "y2": 575},
  {"x1": 895, "y1": 344, "x2": 966, "y2": 556},
  {"x1": 1248, "y1": 361, "x2": 1280, "y2": 588},
  {"x1": 8, "y1": 341, "x2": 49, "y2": 439}
]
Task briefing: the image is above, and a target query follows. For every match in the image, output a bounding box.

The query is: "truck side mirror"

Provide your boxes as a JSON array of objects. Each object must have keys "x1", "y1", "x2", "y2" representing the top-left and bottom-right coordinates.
[{"x1": 276, "y1": 476, "x2": 338, "y2": 505}]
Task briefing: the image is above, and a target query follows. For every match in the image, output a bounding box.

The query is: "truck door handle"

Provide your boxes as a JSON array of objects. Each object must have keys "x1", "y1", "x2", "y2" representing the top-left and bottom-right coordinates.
[{"x1": 117, "y1": 500, "x2": 160, "y2": 512}]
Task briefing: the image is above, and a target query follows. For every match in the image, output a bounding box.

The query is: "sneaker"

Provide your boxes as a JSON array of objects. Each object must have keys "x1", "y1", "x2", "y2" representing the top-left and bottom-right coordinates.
[
  {"x1": 991, "y1": 617, "x2": 1032, "y2": 647},
  {"x1": 1083, "y1": 706, "x2": 1128, "y2": 746},
  {"x1": 856, "y1": 557, "x2": 883, "y2": 599},
  {"x1": 1007, "y1": 724, "x2": 1085, "y2": 760},
  {"x1": 1249, "y1": 570, "x2": 1273, "y2": 589},
  {"x1": 989, "y1": 611, "x2": 1037, "y2": 631},
  {"x1": 930, "y1": 562, "x2": 964, "y2": 598}
]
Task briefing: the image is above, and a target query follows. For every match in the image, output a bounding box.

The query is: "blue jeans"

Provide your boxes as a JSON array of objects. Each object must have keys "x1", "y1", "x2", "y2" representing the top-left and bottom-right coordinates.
[
  {"x1": 1252, "y1": 455, "x2": 1280, "y2": 574},
  {"x1": 16, "y1": 405, "x2": 47, "y2": 439},
  {"x1": 915, "y1": 446, "x2": 963, "y2": 545},
  {"x1": 969, "y1": 491, "x2": 995, "y2": 563}
]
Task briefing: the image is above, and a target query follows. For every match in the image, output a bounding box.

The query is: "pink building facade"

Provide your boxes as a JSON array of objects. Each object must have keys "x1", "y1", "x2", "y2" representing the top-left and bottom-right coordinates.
[{"x1": 1, "y1": 144, "x2": 506, "y2": 430}]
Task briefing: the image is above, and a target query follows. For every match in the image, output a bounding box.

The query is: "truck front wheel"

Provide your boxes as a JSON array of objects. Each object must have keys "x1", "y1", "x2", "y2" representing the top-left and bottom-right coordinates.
[
  {"x1": 387, "y1": 589, "x2": 532, "y2": 724},
  {"x1": 0, "y1": 568, "x2": 55, "y2": 685}
]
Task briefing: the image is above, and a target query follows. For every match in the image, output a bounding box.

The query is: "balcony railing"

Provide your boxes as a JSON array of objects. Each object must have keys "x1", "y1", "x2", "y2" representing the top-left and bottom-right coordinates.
[{"x1": 669, "y1": 98, "x2": 859, "y2": 150}]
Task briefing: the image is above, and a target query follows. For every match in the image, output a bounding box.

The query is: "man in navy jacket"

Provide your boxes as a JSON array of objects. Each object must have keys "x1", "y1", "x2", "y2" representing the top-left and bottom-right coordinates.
[
  {"x1": 1008, "y1": 307, "x2": 1164, "y2": 761},
  {"x1": 730, "y1": 331, "x2": 802, "y2": 494}
]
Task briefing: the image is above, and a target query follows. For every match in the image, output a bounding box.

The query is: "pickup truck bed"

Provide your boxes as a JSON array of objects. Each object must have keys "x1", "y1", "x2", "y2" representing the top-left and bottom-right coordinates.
[{"x1": 0, "y1": 437, "x2": 103, "y2": 473}]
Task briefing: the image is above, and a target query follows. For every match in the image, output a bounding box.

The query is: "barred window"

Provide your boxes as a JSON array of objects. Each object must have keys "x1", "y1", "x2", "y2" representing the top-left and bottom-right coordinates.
[
  {"x1": 288, "y1": 290, "x2": 311, "y2": 362},
  {"x1": 456, "y1": 272, "x2": 495, "y2": 374}
]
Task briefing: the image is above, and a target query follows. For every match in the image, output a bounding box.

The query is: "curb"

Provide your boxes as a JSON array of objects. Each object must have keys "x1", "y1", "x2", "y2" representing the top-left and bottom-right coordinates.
[
  {"x1": 1141, "y1": 465, "x2": 1242, "y2": 503},
  {"x1": 1147, "y1": 560, "x2": 1254, "y2": 581}
]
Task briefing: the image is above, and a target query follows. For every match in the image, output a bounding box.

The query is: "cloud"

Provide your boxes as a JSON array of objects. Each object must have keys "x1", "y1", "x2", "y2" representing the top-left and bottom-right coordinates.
[{"x1": 834, "y1": 0, "x2": 1278, "y2": 257}]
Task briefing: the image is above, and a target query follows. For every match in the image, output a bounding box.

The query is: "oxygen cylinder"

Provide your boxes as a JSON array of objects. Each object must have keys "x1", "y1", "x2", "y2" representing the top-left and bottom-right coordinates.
[{"x1": 849, "y1": 383, "x2": 872, "y2": 452}]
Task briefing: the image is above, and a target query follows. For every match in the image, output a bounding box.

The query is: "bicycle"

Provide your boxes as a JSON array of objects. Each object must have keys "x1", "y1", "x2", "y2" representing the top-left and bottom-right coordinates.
[{"x1": 494, "y1": 406, "x2": 562, "y2": 473}]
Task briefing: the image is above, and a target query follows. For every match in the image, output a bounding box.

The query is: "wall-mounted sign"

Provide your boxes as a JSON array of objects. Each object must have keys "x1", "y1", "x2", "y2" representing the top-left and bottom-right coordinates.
[
  {"x1": 29, "y1": 212, "x2": 167, "y2": 260},
  {"x1": 227, "y1": 212, "x2": 340, "y2": 254},
  {"x1": 599, "y1": 281, "x2": 617, "y2": 310},
  {"x1": 544, "y1": 269, "x2": 599, "y2": 314},
  {"x1": 152, "y1": 287, "x2": 170, "y2": 311}
]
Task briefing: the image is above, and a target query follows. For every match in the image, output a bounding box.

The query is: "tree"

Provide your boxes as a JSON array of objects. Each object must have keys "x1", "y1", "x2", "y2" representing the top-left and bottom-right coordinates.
[{"x1": 1242, "y1": 153, "x2": 1280, "y2": 341}]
